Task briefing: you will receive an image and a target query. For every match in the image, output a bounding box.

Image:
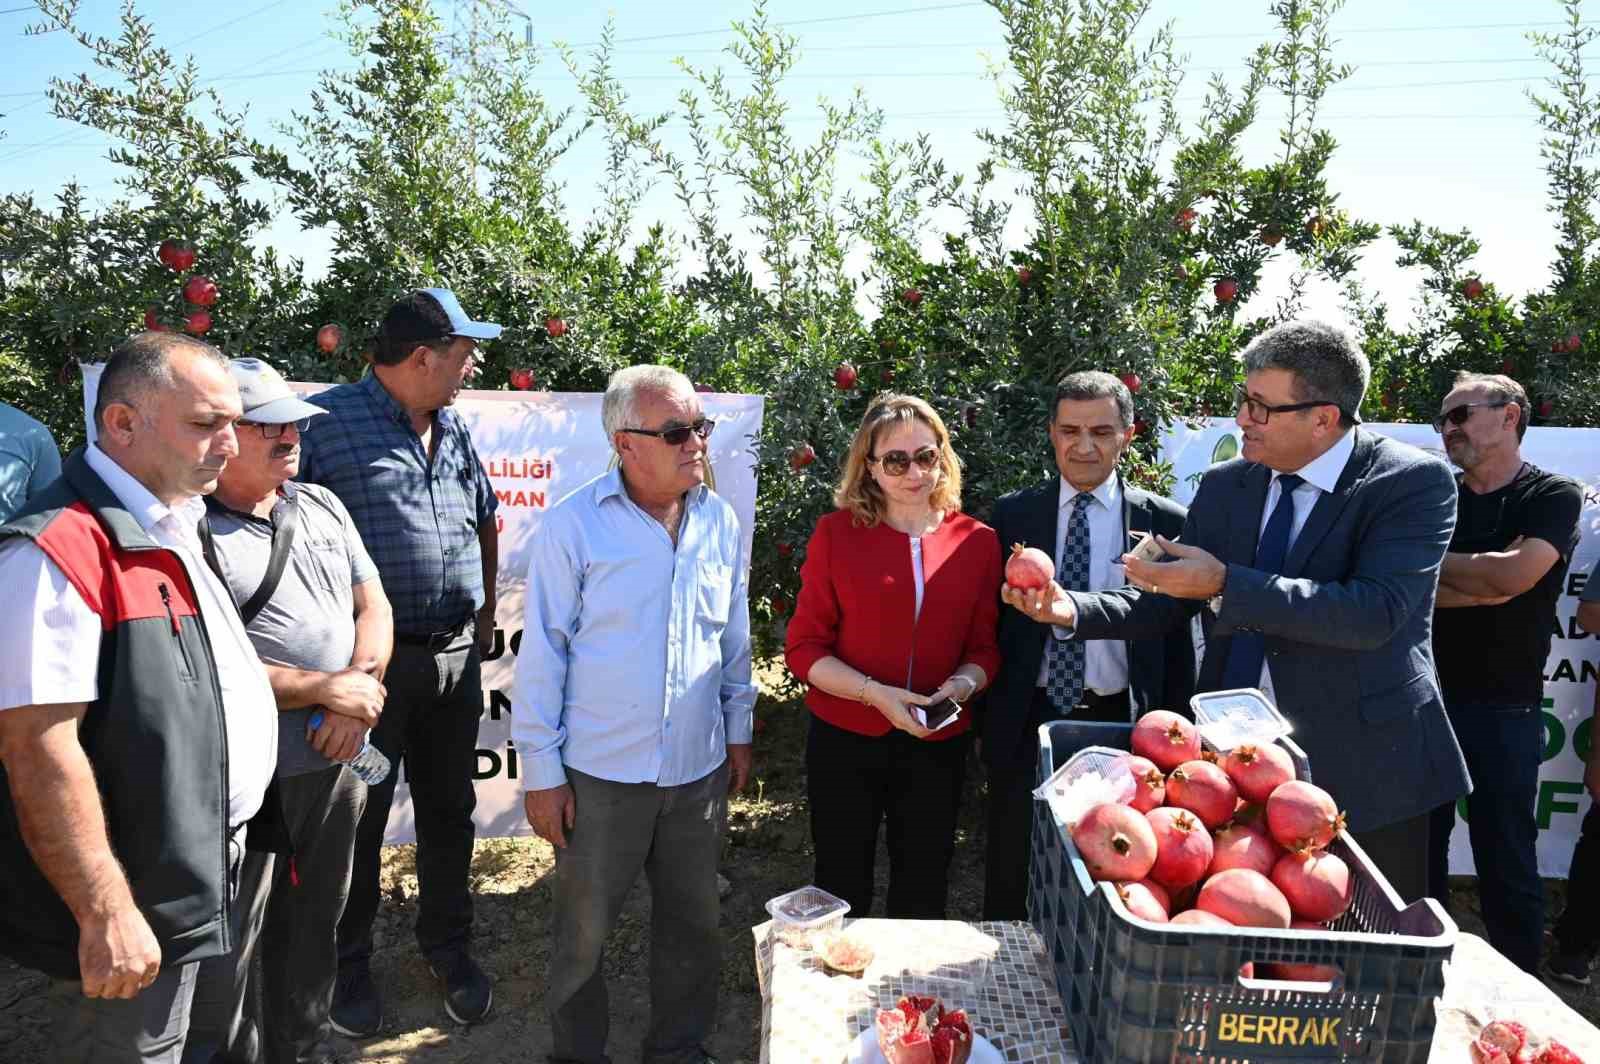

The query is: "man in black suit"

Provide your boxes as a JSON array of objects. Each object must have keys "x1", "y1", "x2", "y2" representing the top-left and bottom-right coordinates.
[
  {"x1": 1004, "y1": 322, "x2": 1471, "y2": 900},
  {"x1": 983, "y1": 370, "x2": 1195, "y2": 920}
]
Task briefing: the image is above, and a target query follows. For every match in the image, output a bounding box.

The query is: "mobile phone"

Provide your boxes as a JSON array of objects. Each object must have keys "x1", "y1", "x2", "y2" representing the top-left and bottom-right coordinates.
[
  {"x1": 1127, "y1": 531, "x2": 1176, "y2": 564},
  {"x1": 917, "y1": 696, "x2": 963, "y2": 731}
]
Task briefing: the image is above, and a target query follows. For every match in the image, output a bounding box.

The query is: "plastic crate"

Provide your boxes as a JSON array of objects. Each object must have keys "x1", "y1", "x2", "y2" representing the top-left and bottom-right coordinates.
[{"x1": 1029, "y1": 719, "x2": 1456, "y2": 1063}]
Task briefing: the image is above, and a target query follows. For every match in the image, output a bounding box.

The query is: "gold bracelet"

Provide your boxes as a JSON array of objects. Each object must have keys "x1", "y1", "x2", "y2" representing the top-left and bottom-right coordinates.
[{"x1": 855, "y1": 675, "x2": 873, "y2": 703}]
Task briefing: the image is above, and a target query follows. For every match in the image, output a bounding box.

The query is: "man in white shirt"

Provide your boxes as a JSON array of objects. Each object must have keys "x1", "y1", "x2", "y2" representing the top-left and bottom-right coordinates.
[
  {"x1": 1004, "y1": 321, "x2": 1469, "y2": 900},
  {"x1": 985, "y1": 370, "x2": 1193, "y2": 919},
  {"x1": 0, "y1": 332, "x2": 278, "y2": 1063}
]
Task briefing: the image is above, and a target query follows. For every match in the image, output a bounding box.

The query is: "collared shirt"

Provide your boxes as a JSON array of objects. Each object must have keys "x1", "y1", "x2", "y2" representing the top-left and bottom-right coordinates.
[
  {"x1": 1041, "y1": 474, "x2": 1129, "y2": 695},
  {"x1": 1254, "y1": 428, "x2": 1357, "y2": 699},
  {"x1": 296, "y1": 373, "x2": 497, "y2": 636},
  {"x1": 0, "y1": 445, "x2": 277, "y2": 827},
  {"x1": 511, "y1": 468, "x2": 756, "y2": 791}
]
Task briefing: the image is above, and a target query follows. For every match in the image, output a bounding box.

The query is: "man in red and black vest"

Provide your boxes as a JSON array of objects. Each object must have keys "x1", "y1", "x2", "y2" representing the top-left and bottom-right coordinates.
[{"x1": 0, "y1": 332, "x2": 279, "y2": 1063}]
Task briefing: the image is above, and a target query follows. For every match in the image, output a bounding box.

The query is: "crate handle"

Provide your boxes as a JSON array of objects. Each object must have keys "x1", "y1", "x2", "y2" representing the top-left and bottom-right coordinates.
[{"x1": 1238, "y1": 961, "x2": 1343, "y2": 994}]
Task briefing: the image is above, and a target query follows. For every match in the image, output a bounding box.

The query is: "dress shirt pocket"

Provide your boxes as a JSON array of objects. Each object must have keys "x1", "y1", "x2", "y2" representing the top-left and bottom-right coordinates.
[
  {"x1": 697, "y1": 563, "x2": 734, "y2": 629},
  {"x1": 300, "y1": 539, "x2": 350, "y2": 594}
]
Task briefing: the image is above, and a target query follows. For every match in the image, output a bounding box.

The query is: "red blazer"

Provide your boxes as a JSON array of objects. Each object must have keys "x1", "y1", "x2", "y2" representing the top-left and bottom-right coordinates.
[{"x1": 785, "y1": 508, "x2": 1003, "y2": 739}]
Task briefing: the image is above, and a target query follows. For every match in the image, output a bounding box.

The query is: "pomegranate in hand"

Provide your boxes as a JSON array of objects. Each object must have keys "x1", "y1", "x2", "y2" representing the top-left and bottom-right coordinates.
[{"x1": 1005, "y1": 543, "x2": 1055, "y2": 591}]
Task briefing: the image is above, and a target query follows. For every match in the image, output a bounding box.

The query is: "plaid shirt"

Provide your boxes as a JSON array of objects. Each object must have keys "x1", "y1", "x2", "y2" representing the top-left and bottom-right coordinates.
[{"x1": 296, "y1": 373, "x2": 498, "y2": 636}]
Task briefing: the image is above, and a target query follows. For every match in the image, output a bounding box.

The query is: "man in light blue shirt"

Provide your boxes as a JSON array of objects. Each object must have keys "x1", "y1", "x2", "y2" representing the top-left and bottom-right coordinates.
[
  {"x1": 513, "y1": 364, "x2": 754, "y2": 1064},
  {"x1": 0, "y1": 401, "x2": 62, "y2": 523}
]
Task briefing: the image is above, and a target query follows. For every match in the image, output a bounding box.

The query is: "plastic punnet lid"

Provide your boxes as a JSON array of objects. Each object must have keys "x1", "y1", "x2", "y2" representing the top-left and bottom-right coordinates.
[
  {"x1": 1034, "y1": 746, "x2": 1137, "y2": 829},
  {"x1": 765, "y1": 885, "x2": 850, "y2": 927},
  {"x1": 1190, "y1": 687, "x2": 1292, "y2": 751}
]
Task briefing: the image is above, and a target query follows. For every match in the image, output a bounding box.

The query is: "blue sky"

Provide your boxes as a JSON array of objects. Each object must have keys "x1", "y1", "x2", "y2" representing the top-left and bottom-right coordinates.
[{"x1": 0, "y1": 0, "x2": 1587, "y2": 326}]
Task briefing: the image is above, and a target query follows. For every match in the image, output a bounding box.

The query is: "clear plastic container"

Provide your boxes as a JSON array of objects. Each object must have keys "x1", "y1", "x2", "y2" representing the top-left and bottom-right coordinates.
[
  {"x1": 764, "y1": 885, "x2": 850, "y2": 950},
  {"x1": 1189, "y1": 687, "x2": 1293, "y2": 752}
]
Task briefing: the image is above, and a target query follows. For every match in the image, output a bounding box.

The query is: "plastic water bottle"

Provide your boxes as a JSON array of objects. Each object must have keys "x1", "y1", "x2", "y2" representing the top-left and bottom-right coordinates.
[{"x1": 307, "y1": 710, "x2": 392, "y2": 785}]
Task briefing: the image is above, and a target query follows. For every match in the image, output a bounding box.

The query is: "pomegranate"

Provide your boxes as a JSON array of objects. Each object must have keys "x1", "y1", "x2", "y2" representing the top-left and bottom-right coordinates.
[
  {"x1": 833, "y1": 362, "x2": 858, "y2": 390},
  {"x1": 1265, "y1": 780, "x2": 1346, "y2": 853},
  {"x1": 901, "y1": 287, "x2": 922, "y2": 305},
  {"x1": 1477, "y1": 1020, "x2": 1527, "y2": 1057},
  {"x1": 1146, "y1": 807, "x2": 1213, "y2": 892},
  {"x1": 1208, "y1": 819, "x2": 1281, "y2": 878},
  {"x1": 1016, "y1": 266, "x2": 1032, "y2": 285},
  {"x1": 182, "y1": 275, "x2": 218, "y2": 306},
  {"x1": 1004, "y1": 543, "x2": 1055, "y2": 591},
  {"x1": 1122, "y1": 755, "x2": 1165, "y2": 813},
  {"x1": 509, "y1": 368, "x2": 536, "y2": 390},
  {"x1": 1130, "y1": 710, "x2": 1201, "y2": 772},
  {"x1": 1070, "y1": 803, "x2": 1157, "y2": 883},
  {"x1": 1461, "y1": 276, "x2": 1486, "y2": 300},
  {"x1": 1471, "y1": 1040, "x2": 1510, "y2": 1064},
  {"x1": 1535, "y1": 1041, "x2": 1583, "y2": 1064},
  {"x1": 184, "y1": 310, "x2": 212, "y2": 336},
  {"x1": 143, "y1": 307, "x2": 162, "y2": 332},
  {"x1": 544, "y1": 315, "x2": 568, "y2": 338},
  {"x1": 1165, "y1": 760, "x2": 1237, "y2": 830},
  {"x1": 788, "y1": 443, "x2": 816, "y2": 471},
  {"x1": 1272, "y1": 850, "x2": 1354, "y2": 923},
  {"x1": 1222, "y1": 743, "x2": 1295, "y2": 803},
  {"x1": 1170, "y1": 908, "x2": 1231, "y2": 927},
  {"x1": 1196, "y1": 868, "x2": 1292, "y2": 929},
  {"x1": 1174, "y1": 207, "x2": 1197, "y2": 232},
  {"x1": 1115, "y1": 880, "x2": 1170, "y2": 923},
  {"x1": 1214, "y1": 276, "x2": 1239, "y2": 303}
]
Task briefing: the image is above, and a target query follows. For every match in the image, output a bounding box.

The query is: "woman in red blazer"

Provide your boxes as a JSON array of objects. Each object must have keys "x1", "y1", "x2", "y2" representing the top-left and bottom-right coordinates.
[{"x1": 785, "y1": 393, "x2": 1002, "y2": 919}]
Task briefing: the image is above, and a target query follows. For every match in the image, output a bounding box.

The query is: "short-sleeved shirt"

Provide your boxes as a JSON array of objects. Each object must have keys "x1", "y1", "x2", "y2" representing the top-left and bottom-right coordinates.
[
  {"x1": 1434, "y1": 462, "x2": 1584, "y2": 705},
  {"x1": 0, "y1": 402, "x2": 62, "y2": 523},
  {"x1": 294, "y1": 373, "x2": 497, "y2": 636},
  {"x1": 1583, "y1": 557, "x2": 1600, "y2": 605},
  {"x1": 0, "y1": 445, "x2": 278, "y2": 827},
  {"x1": 206, "y1": 482, "x2": 380, "y2": 777}
]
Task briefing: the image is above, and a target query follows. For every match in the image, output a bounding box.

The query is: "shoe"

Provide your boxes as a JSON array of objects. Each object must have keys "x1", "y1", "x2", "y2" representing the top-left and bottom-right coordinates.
[
  {"x1": 1547, "y1": 949, "x2": 1593, "y2": 987},
  {"x1": 430, "y1": 953, "x2": 493, "y2": 1025},
  {"x1": 329, "y1": 962, "x2": 383, "y2": 1038}
]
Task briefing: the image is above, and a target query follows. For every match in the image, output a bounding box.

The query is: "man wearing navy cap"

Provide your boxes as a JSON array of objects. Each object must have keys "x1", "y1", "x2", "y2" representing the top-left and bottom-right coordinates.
[{"x1": 296, "y1": 289, "x2": 502, "y2": 1032}]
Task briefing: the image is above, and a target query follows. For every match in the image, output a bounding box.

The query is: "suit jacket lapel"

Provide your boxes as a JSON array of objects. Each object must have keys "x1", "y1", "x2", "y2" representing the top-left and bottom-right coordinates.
[
  {"x1": 1283, "y1": 430, "x2": 1373, "y2": 577},
  {"x1": 1231, "y1": 463, "x2": 1273, "y2": 566},
  {"x1": 1031, "y1": 478, "x2": 1060, "y2": 562}
]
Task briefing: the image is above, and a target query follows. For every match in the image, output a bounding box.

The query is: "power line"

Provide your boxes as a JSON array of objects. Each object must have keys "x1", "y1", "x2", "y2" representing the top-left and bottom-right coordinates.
[{"x1": 569, "y1": 1, "x2": 989, "y2": 47}]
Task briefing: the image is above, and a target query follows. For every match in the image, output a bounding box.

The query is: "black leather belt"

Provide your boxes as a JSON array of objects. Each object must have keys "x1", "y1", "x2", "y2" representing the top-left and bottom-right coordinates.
[{"x1": 396, "y1": 616, "x2": 473, "y2": 651}]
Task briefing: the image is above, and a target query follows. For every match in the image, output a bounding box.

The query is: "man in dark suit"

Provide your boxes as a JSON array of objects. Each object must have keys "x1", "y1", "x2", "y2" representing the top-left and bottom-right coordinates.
[
  {"x1": 983, "y1": 370, "x2": 1195, "y2": 920},
  {"x1": 1004, "y1": 322, "x2": 1470, "y2": 900}
]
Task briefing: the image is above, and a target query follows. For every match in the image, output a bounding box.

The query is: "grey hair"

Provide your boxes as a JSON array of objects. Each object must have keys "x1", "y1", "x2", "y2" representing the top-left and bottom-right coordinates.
[
  {"x1": 601, "y1": 364, "x2": 694, "y2": 443},
  {"x1": 95, "y1": 331, "x2": 228, "y2": 429},
  {"x1": 1451, "y1": 370, "x2": 1529, "y2": 440},
  {"x1": 1053, "y1": 370, "x2": 1134, "y2": 429},
  {"x1": 1241, "y1": 320, "x2": 1370, "y2": 428}
]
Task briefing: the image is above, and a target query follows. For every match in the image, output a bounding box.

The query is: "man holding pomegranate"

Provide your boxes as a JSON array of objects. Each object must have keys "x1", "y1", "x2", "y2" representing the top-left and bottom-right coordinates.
[
  {"x1": 1427, "y1": 371, "x2": 1583, "y2": 974},
  {"x1": 296, "y1": 289, "x2": 502, "y2": 1032},
  {"x1": 513, "y1": 365, "x2": 755, "y2": 1064},
  {"x1": 983, "y1": 370, "x2": 1193, "y2": 921},
  {"x1": 1003, "y1": 321, "x2": 1470, "y2": 901}
]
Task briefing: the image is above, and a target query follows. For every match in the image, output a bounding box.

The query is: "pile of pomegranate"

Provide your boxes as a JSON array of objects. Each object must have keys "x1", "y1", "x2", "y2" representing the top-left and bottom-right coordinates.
[
  {"x1": 1471, "y1": 1018, "x2": 1586, "y2": 1064},
  {"x1": 1069, "y1": 710, "x2": 1355, "y2": 963},
  {"x1": 874, "y1": 995, "x2": 973, "y2": 1064}
]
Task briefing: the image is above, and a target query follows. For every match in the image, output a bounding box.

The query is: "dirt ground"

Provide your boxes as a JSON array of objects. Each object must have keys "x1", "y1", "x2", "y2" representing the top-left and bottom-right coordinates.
[{"x1": 2, "y1": 672, "x2": 1598, "y2": 1061}]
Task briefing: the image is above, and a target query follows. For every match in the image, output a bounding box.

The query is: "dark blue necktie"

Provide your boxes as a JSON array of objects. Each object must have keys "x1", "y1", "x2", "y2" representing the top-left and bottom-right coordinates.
[
  {"x1": 1219, "y1": 473, "x2": 1304, "y2": 691},
  {"x1": 1045, "y1": 493, "x2": 1095, "y2": 712}
]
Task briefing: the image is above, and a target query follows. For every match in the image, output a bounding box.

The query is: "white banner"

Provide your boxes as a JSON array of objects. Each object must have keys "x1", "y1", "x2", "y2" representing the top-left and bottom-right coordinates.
[
  {"x1": 80, "y1": 366, "x2": 765, "y2": 845},
  {"x1": 1160, "y1": 419, "x2": 1600, "y2": 875}
]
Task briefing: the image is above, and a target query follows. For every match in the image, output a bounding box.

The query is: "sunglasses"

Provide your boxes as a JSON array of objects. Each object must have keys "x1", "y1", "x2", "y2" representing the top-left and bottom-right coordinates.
[
  {"x1": 620, "y1": 418, "x2": 716, "y2": 446},
  {"x1": 1431, "y1": 401, "x2": 1508, "y2": 433},
  {"x1": 869, "y1": 446, "x2": 941, "y2": 477},
  {"x1": 238, "y1": 418, "x2": 311, "y2": 439}
]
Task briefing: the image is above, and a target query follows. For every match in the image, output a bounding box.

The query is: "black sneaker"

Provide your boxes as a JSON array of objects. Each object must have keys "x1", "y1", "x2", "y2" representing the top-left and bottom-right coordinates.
[
  {"x1": 329, "y1": 962, "x2": 383, "y2": 1038},
  {"x1": 430, "y1": 953, "x2": 493, "y2": 1025},
  {"x1": 1548, "y1": 949, "x2": 1593, "y2": 987}
]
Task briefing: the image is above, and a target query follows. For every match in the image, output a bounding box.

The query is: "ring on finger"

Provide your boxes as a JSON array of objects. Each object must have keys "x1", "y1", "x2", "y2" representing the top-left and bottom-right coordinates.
[{"x1": 1151, "y1": 583, "x2": 1160, "y2": 594}]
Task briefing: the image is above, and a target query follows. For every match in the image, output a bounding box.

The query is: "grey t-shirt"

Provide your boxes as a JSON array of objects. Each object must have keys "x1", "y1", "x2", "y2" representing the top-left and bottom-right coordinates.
[{"x1": 208, "y1": 482, "x2": 380, "y2": 776}]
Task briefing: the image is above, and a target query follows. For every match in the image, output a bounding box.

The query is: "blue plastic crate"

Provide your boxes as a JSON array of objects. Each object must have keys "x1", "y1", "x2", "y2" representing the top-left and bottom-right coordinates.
[{"x1": 1029, "y1": 719, "x2": 1456, "y2": 1062}]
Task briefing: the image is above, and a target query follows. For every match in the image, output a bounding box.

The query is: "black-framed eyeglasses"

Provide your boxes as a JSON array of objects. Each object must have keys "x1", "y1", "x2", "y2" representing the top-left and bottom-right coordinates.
[
  {"x1": 238, "y1": 418, "x2": 311, "y2": 439},
  {"x1": 1431, "y1": 400, "x2": 1508, "y2": 433},
  {"x1": 1234, "y1": 387, "x2": 1342, "y2": 425},
  {"x1": 620, "y1": 418, "x2": 715, "y2": 446},
  {"x1": 869, "y1": 446, "x2": 941, "y2": 477}
]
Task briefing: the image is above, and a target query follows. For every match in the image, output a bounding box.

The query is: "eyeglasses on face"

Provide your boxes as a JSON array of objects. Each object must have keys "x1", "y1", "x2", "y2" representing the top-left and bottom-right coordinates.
[
  {"x1": 620, "y1": 418, "x2": 715, "y2": 446},
  {"x1": 238, "y1": 418, "x2": 311, "y2": 439},
  {"x1": 1233, "y1": 386, "x2": 1342, "y2": 425},
  {"x1": 869, "y1": 446, "x2": 941, "y2": 477},
  {"x1": 1431, "y1": 400, "x2": 1508, "y2": 433}
]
